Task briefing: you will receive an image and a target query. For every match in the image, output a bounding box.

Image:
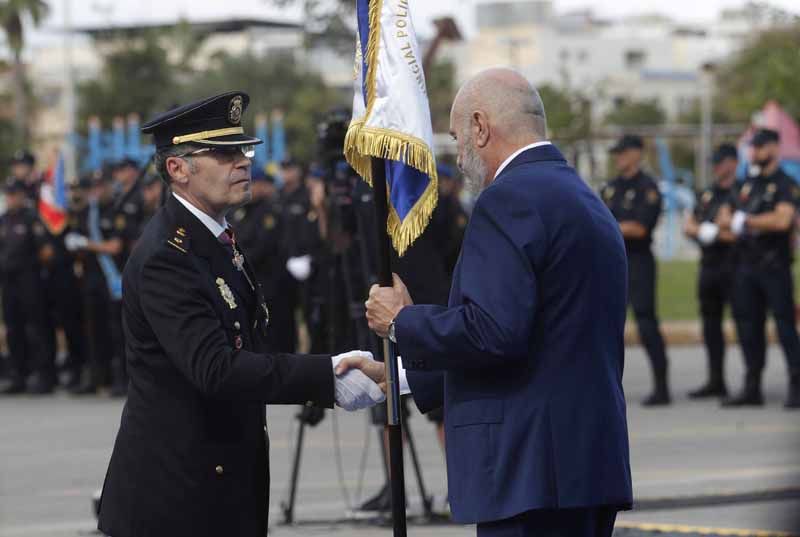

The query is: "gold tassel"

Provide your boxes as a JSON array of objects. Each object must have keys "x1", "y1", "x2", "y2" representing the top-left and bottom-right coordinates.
[{"x1": 344, "y1": 0, "x2": 439, "y2": 256}]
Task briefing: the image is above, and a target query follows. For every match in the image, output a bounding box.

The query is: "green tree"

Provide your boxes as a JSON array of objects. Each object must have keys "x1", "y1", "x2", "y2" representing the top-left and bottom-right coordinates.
[
  {"x1": 184, "y1": 51, "x2": 343, "y2": 163},
  {"x1": 715, "y1": 23, "x2": 800, "y2": 121},
  {"x1": 77, "y1": 31, "x2": 180, "y2": 129},
  {"x1": 426, "y1": 60, "x2": 456, "y2": 133},
  {"x1": 266, "y1": 0, "x2": 356, "y2": 53},
  {"x1": 0, "y1": 0, "x2": 49, "y2": 146},
  {"x1": 604, "y1": 98, "x2": 666, "y2": 127}
]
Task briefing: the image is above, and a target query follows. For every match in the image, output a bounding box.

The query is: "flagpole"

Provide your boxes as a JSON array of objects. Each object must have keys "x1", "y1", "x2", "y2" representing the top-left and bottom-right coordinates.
[{"x1": 370, "y1": 157, "x2": 408, "y2": 537}]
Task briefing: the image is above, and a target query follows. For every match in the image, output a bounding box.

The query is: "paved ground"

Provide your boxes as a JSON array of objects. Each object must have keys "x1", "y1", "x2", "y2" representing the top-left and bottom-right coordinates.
[{"x1": 1, "y1": 345, "x2": 799, "y2": 537}]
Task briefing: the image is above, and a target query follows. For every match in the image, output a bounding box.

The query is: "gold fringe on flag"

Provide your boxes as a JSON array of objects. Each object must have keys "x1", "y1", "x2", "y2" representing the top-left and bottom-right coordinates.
[
  {"x1": 344, "y1": 0, "x2": 439, "y2": 256},
  {"x1": 345, "y1": 121, "x2": 439, "y2": 256}
]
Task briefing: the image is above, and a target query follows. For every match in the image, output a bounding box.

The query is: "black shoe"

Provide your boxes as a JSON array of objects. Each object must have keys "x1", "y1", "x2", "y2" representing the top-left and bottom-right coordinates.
[
  {"x1": 110, "y1": 383, "x2": 128, "y2": 398},
  {"x1": 1, "y1": 381, "x2": 26, "y2": 395},
  {"x1": 70, "y1": 382, "x2": 99, "y2": 395},
  {"x1": 688, "y1": 382, "x2": 728, "y2": 399},
  {"x1": 721, "y1": 390, "x2": 764, "y2": 407},
  {"x1": 27, "y1": 380, "x2": 55, "y2": 395},
  {"x1": 641, "y1": 391, "x2": 671, "y2": 407},
  {"x1": 785, "y1": 381, "x2": 800, "y2": 410},
  {"x1": 357, "y1": 484, "x2": 392, "y2": 512}
]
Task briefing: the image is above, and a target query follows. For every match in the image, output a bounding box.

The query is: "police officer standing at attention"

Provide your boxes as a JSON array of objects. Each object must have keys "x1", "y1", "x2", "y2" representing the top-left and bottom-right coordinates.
[
  {"x1": 97, "y1": 91, "x2": 383, "y2": 537},
  {"x1": 602, "y1": 134, "x2": 671, "y2": 406},
  {"x1": 724, "y1": 129, "x2": 800, "y2": 408},
  {"x1": 0, "y1": 179, "x2": 54, "y2": 394},
  {"x1": 683, "y1": 143, "x2": 739, "y2": 399}
]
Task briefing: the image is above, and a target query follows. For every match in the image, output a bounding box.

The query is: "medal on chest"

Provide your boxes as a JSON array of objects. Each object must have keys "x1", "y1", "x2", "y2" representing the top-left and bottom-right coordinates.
[{"x1": 216, "y1": 278, "x2": 237, "y2": 309}]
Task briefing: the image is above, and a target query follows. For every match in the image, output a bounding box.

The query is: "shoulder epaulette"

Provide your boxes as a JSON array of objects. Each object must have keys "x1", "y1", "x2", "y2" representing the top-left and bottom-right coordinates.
[{"x1": 166, "y1": 226, "x2": 189, "y2": 254}]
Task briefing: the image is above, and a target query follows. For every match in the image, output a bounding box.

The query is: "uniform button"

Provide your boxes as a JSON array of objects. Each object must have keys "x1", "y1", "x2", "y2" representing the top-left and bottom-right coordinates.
[
  {"x1": 215, "y1": 465, "x2": 224, "y2": 475},
  {"x1": 234, "y1": 321, "x2": 241, "y2": 330}
]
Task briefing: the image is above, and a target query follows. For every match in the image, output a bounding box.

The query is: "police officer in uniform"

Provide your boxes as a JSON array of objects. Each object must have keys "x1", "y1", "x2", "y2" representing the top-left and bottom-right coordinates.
[
  {"x1": 112, "y1": 157, "x2": 145, "y2": 266},
  {"x1": 8, "y1": 150, "x2": 41, "y2": 206},
  {"x1": 601, "y1": 134, "x2": 671, "y2": 406},
  {"x1": 0, "y1": 179, "x2": 54, "y2": 394},
  {"x1": 724, "y1": 129, "x2": 800, "y2": 408},
  {"x1": 683, "y1": 143, "x2": 739, "y2": 398},
  {"x1": 65, "y1": 171, "x2": 129, "y2": 396},
  {"x1": 96, "y1": 91, "x2": 381, "y2": 537}
]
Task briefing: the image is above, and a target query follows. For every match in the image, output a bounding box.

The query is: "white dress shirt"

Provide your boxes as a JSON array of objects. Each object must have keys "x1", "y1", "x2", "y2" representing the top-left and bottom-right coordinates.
[
  {"x1": 172, "y1": 193, "x2": 228, "y2": 238},
  {"x1": 494, "y1": 141, "x2": 552, "y2": 180}
]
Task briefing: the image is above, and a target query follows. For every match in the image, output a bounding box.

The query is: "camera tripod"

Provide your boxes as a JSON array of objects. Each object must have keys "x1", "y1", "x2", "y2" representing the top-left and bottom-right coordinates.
[{"x1": 280, "y1": 177, "x2": 434, "y2": 525}]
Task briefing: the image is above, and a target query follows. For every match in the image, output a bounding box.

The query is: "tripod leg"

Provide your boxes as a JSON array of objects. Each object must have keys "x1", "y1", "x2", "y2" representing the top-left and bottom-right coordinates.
[
  {"x1": 404, "y1": 420, "x2": 433, "y2": 517},
  {"x1": 281, "y1": 413, "x2": 306, "y2": 524}
]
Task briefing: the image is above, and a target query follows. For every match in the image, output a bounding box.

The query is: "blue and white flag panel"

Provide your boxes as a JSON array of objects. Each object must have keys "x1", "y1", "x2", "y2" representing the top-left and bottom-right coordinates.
[{"x1": 345, "y1": 0, "x2": 438, "y2": 256}]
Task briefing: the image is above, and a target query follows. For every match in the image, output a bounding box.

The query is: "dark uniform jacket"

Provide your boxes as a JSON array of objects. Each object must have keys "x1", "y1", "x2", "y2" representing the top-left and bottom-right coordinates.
[
  {"x1": 735, "y1": 168, "x2": 799, "y2": 267},
  {"x1": 601, "y1": 171, "x2": 662, "y2": 254},
  {"x1": 693, "y1": 184, "x2": 736, "y2": 267},
  {"x1": 0, "y1": 207, "x2": 46, "y2": 282},
  {"x1": 97, "y1": 194, "x2": 335, "y2": 537}
]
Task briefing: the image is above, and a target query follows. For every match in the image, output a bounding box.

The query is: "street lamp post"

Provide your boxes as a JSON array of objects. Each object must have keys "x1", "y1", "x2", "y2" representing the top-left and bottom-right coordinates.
[
  {"x1": 63, "y1": 0, "x2": 77, "y2": 183},
  {"x1": 698, "y1": 62, "x2": 716, "y2": 189}
]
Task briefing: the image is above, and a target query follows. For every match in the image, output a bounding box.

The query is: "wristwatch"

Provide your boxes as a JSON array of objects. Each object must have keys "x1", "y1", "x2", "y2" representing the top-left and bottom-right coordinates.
[{"x1": 388, "y1": 320, "x2": 397, "y2": 343}]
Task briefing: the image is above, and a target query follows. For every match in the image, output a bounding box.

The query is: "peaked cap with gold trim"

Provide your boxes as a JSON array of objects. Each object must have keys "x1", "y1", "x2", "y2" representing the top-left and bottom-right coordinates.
[{"x1": 141, "y1": 91, "x2": 263, "y2": 149}]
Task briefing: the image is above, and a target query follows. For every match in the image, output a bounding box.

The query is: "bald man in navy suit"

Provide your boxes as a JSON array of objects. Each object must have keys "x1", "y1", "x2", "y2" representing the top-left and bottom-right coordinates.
[{"x1": 339, "y1": 68, "x2": 633, "y2": 536}]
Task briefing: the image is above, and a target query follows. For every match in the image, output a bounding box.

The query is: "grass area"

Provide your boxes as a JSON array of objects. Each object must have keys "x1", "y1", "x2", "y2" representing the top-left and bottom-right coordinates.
[{"x1": 654, "y1": 259, "x2": 800, "y2": 321}]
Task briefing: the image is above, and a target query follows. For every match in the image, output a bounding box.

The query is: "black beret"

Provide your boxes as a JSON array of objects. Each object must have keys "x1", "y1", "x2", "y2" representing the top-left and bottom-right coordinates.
[
  {"x1": 610, "y1": 134, "x2": 644, "y2": 153},
  {"x1": 142, "y1": 91, "x2": 262, "y2": 150},
  {"x1": 11, "y1": 150, "x2": 35, "y2": 166},
  {"x1": 712, "y1": 143, "x2": 738, "y2": 164},
  {"x1": 750, "y1": 128, "x2": 780, "y2": 147}
]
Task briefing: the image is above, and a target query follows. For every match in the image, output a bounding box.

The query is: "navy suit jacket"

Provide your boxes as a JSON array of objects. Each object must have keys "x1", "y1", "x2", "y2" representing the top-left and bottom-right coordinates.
[{"x1": 396, "y1": 144, "x2": 633, "y2": 524}]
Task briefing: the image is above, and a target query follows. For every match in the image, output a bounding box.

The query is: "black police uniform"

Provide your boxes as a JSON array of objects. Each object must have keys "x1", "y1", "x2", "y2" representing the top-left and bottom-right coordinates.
[
  {"x1": 0, "y1": 201, "x2": 54, "y2": 392},
  {"x1": 230, "y1": 191, "x2": 296, "y2": 353},
  {"x1": 98, "y1": 91, "x2": 335, "y2": 537},
  {"x1": 690, "y1": 184, "x2": 737, "y2": 397},
  {"x1": 75, "y1": 193, "x2": 129, "y2": 393},
  {"x1": 728, "y1": 168, "x2": 800, "y2": 407},
  {"x1": 601, "y1": 170, "x2": 670, "y2": 404},
  {"x1": 40, "y1": 219, "x2": 87, "y2": 389}
]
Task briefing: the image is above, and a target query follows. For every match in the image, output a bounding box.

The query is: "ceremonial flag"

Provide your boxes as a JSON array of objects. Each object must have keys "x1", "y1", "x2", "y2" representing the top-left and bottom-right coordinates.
[
  {"x1": 344, "y1": 0, "x2": 438, "y2": 255},
  {"x1": 38, "y1": 152, "x2": 68, "y2": 235}
]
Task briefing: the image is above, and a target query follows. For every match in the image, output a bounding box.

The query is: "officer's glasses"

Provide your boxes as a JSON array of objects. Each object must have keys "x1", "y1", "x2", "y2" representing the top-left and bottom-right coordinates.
[{"x1": 177, "y1": 145, "x2": 256, "y2": 163}]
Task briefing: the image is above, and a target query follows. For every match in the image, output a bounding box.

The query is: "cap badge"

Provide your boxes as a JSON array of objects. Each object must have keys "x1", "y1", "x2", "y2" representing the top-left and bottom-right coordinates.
[{"x1": 228, "y1": 96, "x2": 244, "y2": 125}]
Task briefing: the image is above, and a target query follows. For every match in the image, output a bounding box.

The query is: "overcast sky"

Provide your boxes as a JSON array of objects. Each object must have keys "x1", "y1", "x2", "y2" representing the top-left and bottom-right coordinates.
[{"x1": 33, "y1": 0, "x2": 800, "y2": 39}]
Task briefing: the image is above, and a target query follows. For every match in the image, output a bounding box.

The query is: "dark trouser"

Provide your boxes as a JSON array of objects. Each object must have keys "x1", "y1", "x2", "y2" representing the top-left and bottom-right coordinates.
[
  {"x1": 43, "y1": 264, "x2": 86, "y2": 377},
  {"x1": 84, "y1": 276, "x2": 114, "y2": 387},
  {"x1": 477, "y1": 507, "x2": 617, "y2": 537},
  {"x1": 732, "y1": 262, "x2": 800, "y2": 384},
  {"x1": 698, "y1": 260, "x2": 733, "y2": 385},
  {"x1": 2, "y1": 273, "x2": 54, "y2": 385},
  {"x1": 109, "y1": 300, "x2": 126, "y2": 388},
  {"x1": 627, "y1": 250, "x2": 669, "y2": 388}
]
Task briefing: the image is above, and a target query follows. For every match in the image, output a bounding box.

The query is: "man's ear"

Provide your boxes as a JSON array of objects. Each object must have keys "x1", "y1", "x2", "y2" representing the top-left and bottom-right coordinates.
[
  {"x1": 166, "y1": 156, "x2": 190, "y2": 186},
  {"x1": 473, "y1": 111, "x2": 490, "y2": 149}
]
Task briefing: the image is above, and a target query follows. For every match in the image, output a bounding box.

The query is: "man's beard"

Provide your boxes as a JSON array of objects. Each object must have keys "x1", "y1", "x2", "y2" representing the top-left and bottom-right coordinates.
[{"x1": 460, "y1": 141, "x2": 488, "y2": 197}]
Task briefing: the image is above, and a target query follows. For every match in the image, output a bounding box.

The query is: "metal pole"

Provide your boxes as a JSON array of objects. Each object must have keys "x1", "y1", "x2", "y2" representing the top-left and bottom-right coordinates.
[
  {"x1": 699, "y1": 64, "x2": 715, "y2": 189},
  {"x1": 63, "y1": 0, "x2": 77, "y2": 183},
  {"x1": 370, "y1": 158, "x2": 407, "y2": 536}
]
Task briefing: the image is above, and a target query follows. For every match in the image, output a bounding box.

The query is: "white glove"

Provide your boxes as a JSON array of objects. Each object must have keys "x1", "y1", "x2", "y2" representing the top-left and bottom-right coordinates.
[
  {"x1": 286, "y1": 255, "x2": 312, "y2": 282},
  {"x1": 697, "y1": 222, "x2": 719, "y2": 245},
  {"x1": 331, "y1": 351, "x2": 385, "y2": 411},
  {"x1": 64, "y1": 232, "x2": 89, "y2": 252},
  {"x1": 731, "y1": 211, "x2": 748, "y2": 236}
]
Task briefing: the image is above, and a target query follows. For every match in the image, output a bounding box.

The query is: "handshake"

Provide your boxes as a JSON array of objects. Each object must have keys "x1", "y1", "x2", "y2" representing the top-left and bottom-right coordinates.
[
  {"x1": 330, "y1": 274, "x2": 414, "y2": 411},
  {"x1": 331, "y1": 351, "x2": 387, "y2": 411}
]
